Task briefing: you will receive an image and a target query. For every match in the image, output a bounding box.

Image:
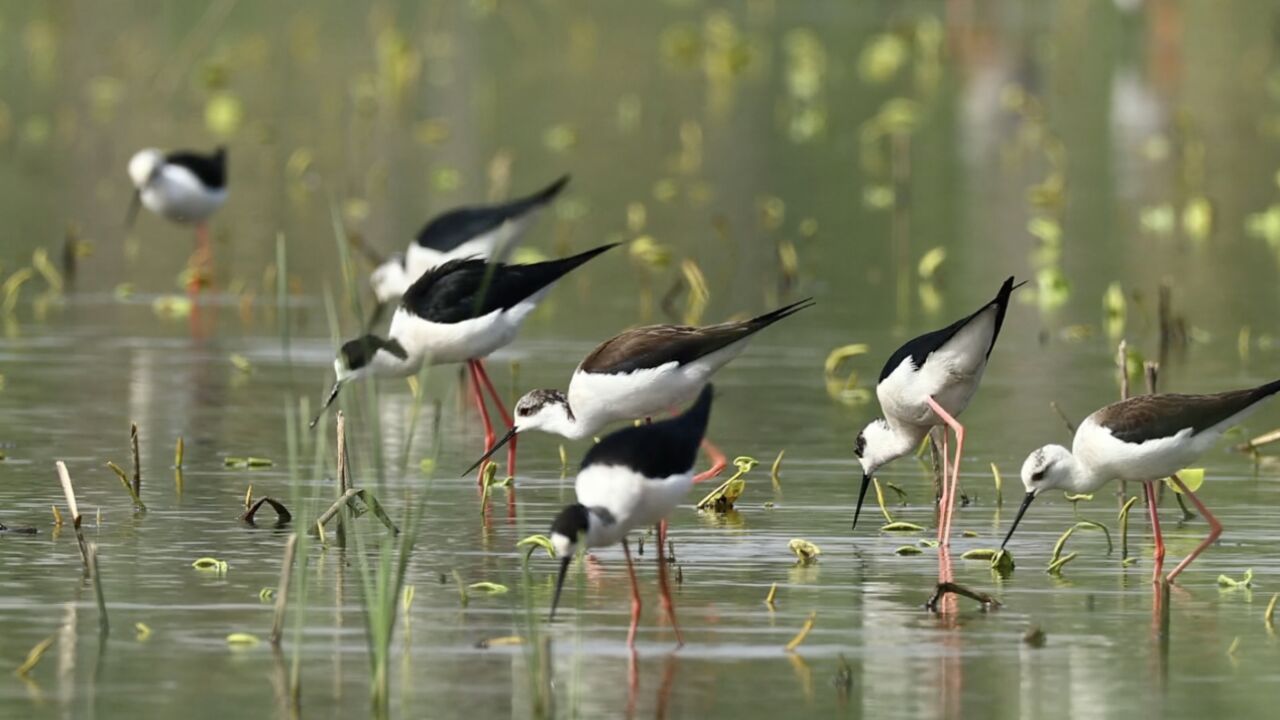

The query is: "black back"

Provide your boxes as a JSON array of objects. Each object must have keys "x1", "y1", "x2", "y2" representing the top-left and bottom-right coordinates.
[
  {"x1": 878, "y1": 276, "x2": 1023, "y2": 383},
  {"x1": 415, "y1": 175, "x2": 570, "y2": 252},
  {"x1": 581, "y1": 385, "x2": 714, "y2": 478},
  {"x1": 165, "y1": 146, "x2": 227, "y2": 189},
  {"x1": 400, "y1": 243, "x2": 617, "y2": 324},
  {"x1": 1098, "y1": 379, "x2": 1280, "y2": 444},
  {"x1": 580, "y1": 298, "x2": 814, "y2": 375}
]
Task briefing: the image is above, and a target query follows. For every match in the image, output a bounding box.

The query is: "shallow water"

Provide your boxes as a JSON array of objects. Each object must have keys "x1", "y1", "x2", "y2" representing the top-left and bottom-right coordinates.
[{"x1": 5, "y1": 2, "x2": 1280, "y2": 718}]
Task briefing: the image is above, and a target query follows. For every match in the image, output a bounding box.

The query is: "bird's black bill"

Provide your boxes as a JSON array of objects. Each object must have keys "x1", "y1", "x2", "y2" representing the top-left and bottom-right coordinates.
[
  {"x1": 1001, "y1": 492, "x2": 1037, "y2": 549},
  {"x1": 851, "y1": 473, "x2": 872, "y2": 531},
  {"x1": 548, "y1": 556, "x2": 571, "y2": 621},
  {"x1": 461, "y1": 427, "x2": 517, "y2": 476},
  {"x1": 309, "y1": 380, "x2": 345, "y2": 428},
  {"x1": 364, "y1": 301, "x2": 388, "y2": 332},
  {"x1": 125, "y1": 191, "x2": 141, "y2": 229}
]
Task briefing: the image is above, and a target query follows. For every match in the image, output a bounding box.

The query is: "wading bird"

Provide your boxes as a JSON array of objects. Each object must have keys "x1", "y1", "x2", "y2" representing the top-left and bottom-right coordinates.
[
  {"x1": 547, "y1": 384, "x2": 713, "y2": 648},
  {"x1": 313, "y1": 243, "x2": 618, "y2": 483},
  {"x1": 853, "y1": 276, "x2": 1024, "y2": 547},
  {"x1": 463, "y1": 298, "x2": 813, "y2": 483},
  {"x1": 127, "y1": 146, "x2": 228, "y2": 291},
  {"x1": 1003, "y1": 380, "x2": 1280, "y2": 584},
  {"x1": 367, "y1": 175, "x2": 569, "y2": 315}
]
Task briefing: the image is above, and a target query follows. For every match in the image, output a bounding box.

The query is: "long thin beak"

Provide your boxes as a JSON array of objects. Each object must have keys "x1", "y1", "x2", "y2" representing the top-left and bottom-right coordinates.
[
  {"x1": 309, "y1": 379, "x2": 346, "y2": 428},
  {"x1": 461, "y1": 427, "x2": 518, "y2": 476},
  {"x1": 548, "y1": 556, "x2": 571, "y2": 621},
  {"x1": 125, "y1": 190, "x2": 141, "y2": 229},
  {"x1": 851, "y1": 473, "x2": 872, "y2": 531},
  {"x1": 365, "y1": 301, "x2": 387, "y2": 332},
  {"x1": 1001, "y1": 492, "x2": 1037, "y2": 549}
]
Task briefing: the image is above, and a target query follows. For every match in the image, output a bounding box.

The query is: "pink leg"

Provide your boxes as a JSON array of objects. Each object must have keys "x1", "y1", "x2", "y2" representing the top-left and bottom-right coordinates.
[
  {"x1": 622, "y1": 538, "x2": 642, "y2": 648},
  {"x1": 693, "y1": 438, "x2": 726, "y2": 484},
  {"x1": 1144, "y1": 480, "x2": 1166, "y2": 584},
  {"x1": 467, "y1": 360, "x2": 496, "y2": 488},
  {"x1": 1164, "y1": 475, "x2": 1223, "y2": 584},
  {"x1": 472, "y1": 359, "x2": 518, "y2": 478},
  {"x1": 924, "y1": 397, "x2": 965, "y2": 547},
  {"x1": 189, "y1": 222, "x2": 211, "y2": 293},
  {"x1": 936, "y1": 427, "x2": 951, "y2": 544},
  {"x1": 655, "y1": 519, "x2": 684, "y2": 647}
]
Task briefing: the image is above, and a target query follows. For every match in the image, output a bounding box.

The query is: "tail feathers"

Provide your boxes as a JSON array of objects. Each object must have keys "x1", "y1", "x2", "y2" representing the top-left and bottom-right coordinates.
[
  {"x1": 984, "y1": 276, "x2": 1025, "y2": 359},
  {"x1": 1252, "y1": 378, "x2": 1280, "y2": 402},
  {"x1": 528, "y1": 174, "x2": 570, "y2": 205},
  {"x1": 747, "y1": 297, "x2": 815, "y2": 331},
  {"x1": 531, "y1": 242, "x2": 619, "y2": 280}
]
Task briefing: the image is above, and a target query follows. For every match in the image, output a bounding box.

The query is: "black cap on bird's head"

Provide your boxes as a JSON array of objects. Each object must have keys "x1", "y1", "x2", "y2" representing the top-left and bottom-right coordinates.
[
  {"x1": 309, "y1": 334, "x2": 408, "y2": 428},
  {"x1": 548, "y1": 503, "x2": 591, "y2": 621}
]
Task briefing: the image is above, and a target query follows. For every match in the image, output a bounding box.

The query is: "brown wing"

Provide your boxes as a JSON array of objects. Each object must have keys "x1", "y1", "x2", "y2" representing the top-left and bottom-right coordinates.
[
  {"x1": 579, "y1": 324, "x2": 735, "y2": 374},
  {"x1": 579, "y1": 298, "x2": 814, "y2": 375},
  {"x1": 1095, "y1": 383, "x2": 1280, "y2": 444}
]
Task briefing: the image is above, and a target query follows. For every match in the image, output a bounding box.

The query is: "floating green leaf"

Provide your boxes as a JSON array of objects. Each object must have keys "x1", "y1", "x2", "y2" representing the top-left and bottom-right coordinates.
[
  {"x1": 192, "y1": 557, "x2": 229, "y2": 573},
  {"x1": 961, "y1": 548, "x2": 998, "y2": 561},
  {"x1": 895, "y1": 545, "x2": 923, "y2": 556},
  {"x1": 880, "y1": 521, "x2": 925, "y2": 532},
  {"x1": 226, "y1": 633, "x2": 260, "y2": 647},
  {"x1": 468, "y1": 582, "x2": 509, "y2": 595},
  {"x1": 1218, "y1": 568, "x2": 1254, "y2": 590},
  {"x1": 992, "y1": 549, "x2": 1016, "y2": 576},
  {"x1": 788, "y1": 538, "x2": 821, "y2": 564},
  {"x1": 518, "y1": 534, "x2": 556, "y2": 559}
]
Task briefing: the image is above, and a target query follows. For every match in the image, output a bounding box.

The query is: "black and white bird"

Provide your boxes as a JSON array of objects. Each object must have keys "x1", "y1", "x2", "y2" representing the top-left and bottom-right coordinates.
[
  {"x1": 127, "y1": 146, "x2": 228, "y2": 290},
  {"x1": 368, "y1": 175, "x2": 570, "y2": 307},
  {"x1": 463, "y1": 298, "x2": 813, "y2": 483},
  {"x1": 547, "y1": 384, "x2": 714, "y2": 648},
  {"x1": 1003, "y1": 380, "x2": 1280, "y2": 584},
  {"x1": 853, "y1": 276, "x2": 1024, "y2": 546},
  {"x1": 313, "y1": 243, "x2": 619, "y2": 482}
]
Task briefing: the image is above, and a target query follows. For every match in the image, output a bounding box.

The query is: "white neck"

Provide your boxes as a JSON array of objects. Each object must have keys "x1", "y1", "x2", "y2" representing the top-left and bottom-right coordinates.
[
  {"x1": 1055, "y1": 452, "x2": 1107, "y2": 494},
  {"x1": 533, "y1": 403, "x2": 599, "y2": 440}
]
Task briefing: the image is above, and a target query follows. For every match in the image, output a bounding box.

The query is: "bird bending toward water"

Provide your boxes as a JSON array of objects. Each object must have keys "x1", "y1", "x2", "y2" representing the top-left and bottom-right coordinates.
[
  {"x1": 853, "y1": 276, "x2": 1024, "y2": 547},
  {"x1": 462, "y1": 298, "x2": 813, "y2": 483},
  {"x1": 547, "y1": 384, "x2": 714, "y2": 648},
  {"x1": 313, "y1": 243, "x2": 619, "y2": 484},
  {"x1": 1003, "y1": 380, "x2": 1280, "y2": 584}
]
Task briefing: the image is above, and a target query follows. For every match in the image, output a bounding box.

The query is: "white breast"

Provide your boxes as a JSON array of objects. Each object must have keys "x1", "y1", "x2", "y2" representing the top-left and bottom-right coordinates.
[
  {"x1": 141, "y1": 166, "x2": 226, "y2": 223},
  {"x1": 388, "y1": 301, "x2": 537, "y2": 365},
  {"x1": 575, "y1": 464, "x2": 693, "y2": 548},
  {"x1": 568, "y1": 339, "x2": 747, "y2": 433}
]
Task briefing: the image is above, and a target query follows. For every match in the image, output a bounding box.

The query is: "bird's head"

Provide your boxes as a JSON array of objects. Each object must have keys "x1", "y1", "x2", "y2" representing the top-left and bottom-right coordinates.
[
  {"x1": 1001, "y1": 444, "x2": 1075, "y2": 549},
  {"x1": 513, "y1": 389, "x2": 575, "y2": 435},
  {"x1": 548, "y1": 503, "x2": 593, "y2": 621},
  {"x1": 310, "y1": 334, "x2": 409, "y2": 428},
  {"x1": 127, "y1": 148, "x2": 165, "y2": 189}
]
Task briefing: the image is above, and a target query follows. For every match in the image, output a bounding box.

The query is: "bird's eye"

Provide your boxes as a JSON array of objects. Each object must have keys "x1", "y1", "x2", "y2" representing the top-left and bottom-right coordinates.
[
  {"x1": 854, "y1": 432, "x2": 866, "y2": 458},
  {"x1": 1031, "y1": 470, "x2": 1045, "y2": 482}
]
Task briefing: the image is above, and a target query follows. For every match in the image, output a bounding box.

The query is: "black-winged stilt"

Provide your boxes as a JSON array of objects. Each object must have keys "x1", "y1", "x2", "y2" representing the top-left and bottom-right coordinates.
[
  {"x1": 368, "y1": 174, "x2": 569, "y2": 310},
  {"x1": 126, "y1": 146, "x2": 228, "y2": 291},
  {"x1": 312, "y1": 243, "x2": 618, "y2": 483},
  {"x1": 853, "y1": 276, "x2": 1024, "y2": 546},
  {"x1": 1003, "y1": 379, "x2": 1280, "y2": 584},
  {"x1": 548, "y1": 384, "x2": 714, "y2": 648},
  {"x1": 462, "y1": 298, "x2": 813, "y2": 483}
]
